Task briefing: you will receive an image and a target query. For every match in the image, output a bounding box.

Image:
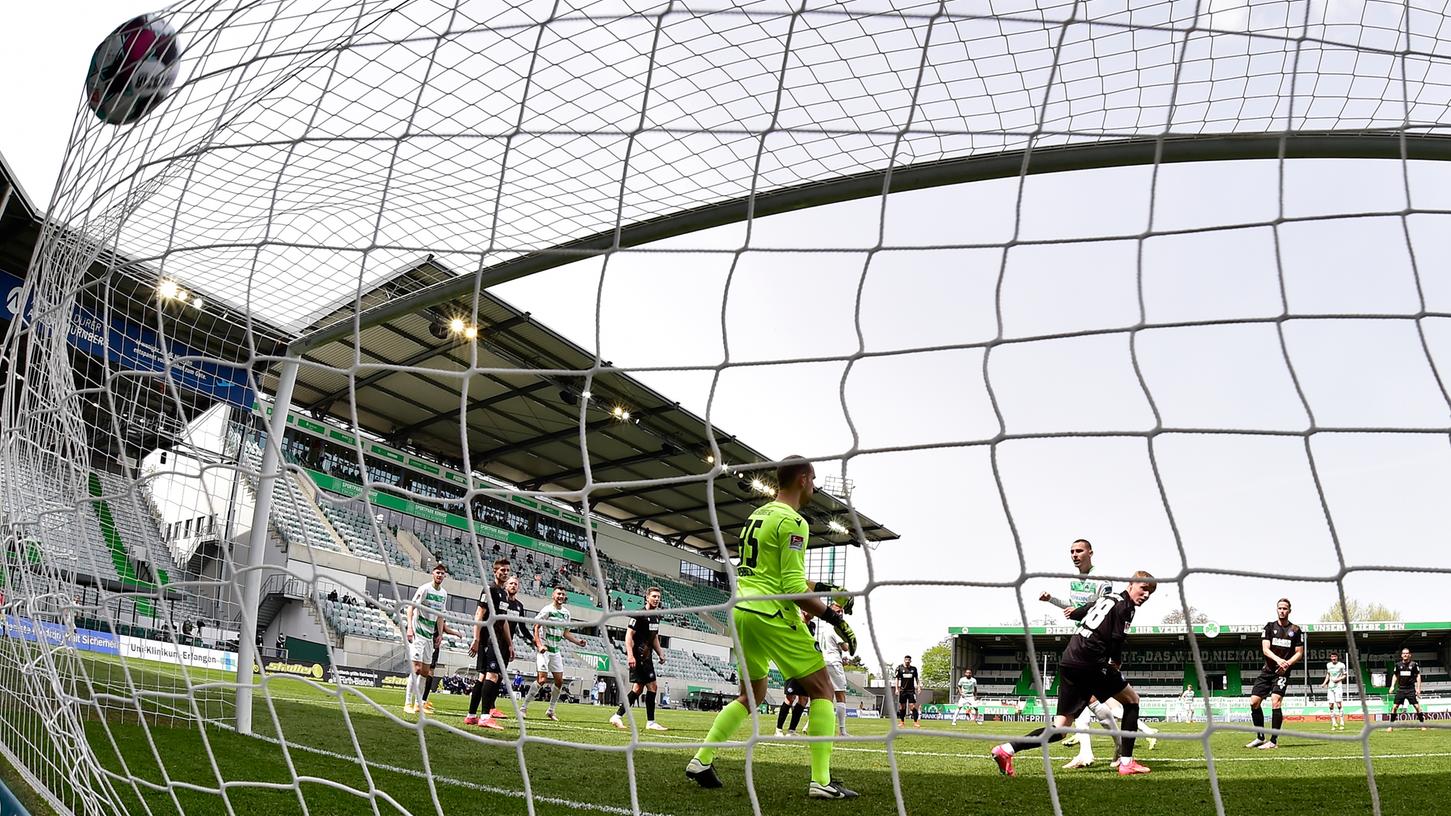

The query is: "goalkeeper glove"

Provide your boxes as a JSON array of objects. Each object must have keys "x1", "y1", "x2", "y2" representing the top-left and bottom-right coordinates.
[
  {"x1": 812, "y1": 582, "x2": 854, "y2": 616},
  {"x1": 818, "y1": 606, "x2": 857, "y2": 656}
]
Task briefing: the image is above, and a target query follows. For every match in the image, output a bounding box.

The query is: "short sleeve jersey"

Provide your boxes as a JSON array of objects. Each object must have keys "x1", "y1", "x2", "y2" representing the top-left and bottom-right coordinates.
[
  {"x1": 1068, "y1": 569, "x2": 1113, "y2": 610},
  {"x1": 816, "y1": 619, "x2": 844, "y2": 665},
  {"x1": 1061, "y1": 590, "x2": 1137, "y2": 669},
  {"x1": 895, "y1": 665, "x2": 920, "y2": 693},
  {"x1": 534, "y1": 604, "x2": 572, "y2": 652},
  {"x1": 1395, "y1": 660, "x2": 1421, "y2": 689},
  {"x1": 1325, "y1": 661, "x2": 1348, "y2": 688},
  {"x1": 1261, "y1": 621, "x2": 1303, "y2": 672},
  {"x1": 478, "y1": 584, "x2": 511, "y2": 642},
  {"x1": 736, "y1": 501, "x2": 809, "y2": 618},
  {"x1": 411, "y1": 583, "x2": 448, "y2": 639},
  {"x1": 957, "y1": 676, "x2": 977, "y2": 696},
  {"x1": 630, "y1": 609, "x2": 661, "y2": 659}
]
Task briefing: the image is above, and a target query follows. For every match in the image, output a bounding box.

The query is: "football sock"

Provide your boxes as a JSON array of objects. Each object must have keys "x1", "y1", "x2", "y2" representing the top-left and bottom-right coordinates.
[
  {"x1": 480, "y1": 678, "x2": 501, "y2": 715},
  {"x1": 1120, "y1": 703, "x2": 1140, "y2": 759},
  {"x1": 897, "y1": 705, "x2": 906, "y2": 722},
  {"x1": 421, "y1": 675, "x2": 435, "y2": 702},
  {"x1": 911, "y1": 708, "x2": 920, "y2": 723},
  {"x1": 404, "y1": 674, "x2": 415, "y2": 706},
  {"x1": 548, "y1": 682, "x2": 563, "y2": 710},
  {"x1": 1271, "y1": 707, "x2": 1283, "y2": 740},
  {"x1": 808, "y1": 698, "x2": 834, "y2": 786},
  {"x1": 1418, "y1": 710, "x2": 1425, "y2": 723},
  {"x1": 1090, "y1": 702, "x2": 1121, "y2": 752},
  {"x1": 835, "y1": 702, "x2": 848, "y2": 734},
  {"x1": 1389, "y1": 709, "x2": 1398, "y2": 723},
  {"x1": 645, "y1": 690, "x2": 657, "y2": 721},
  {"x1": 789, "y1": 702, "x2": 807, "y2": 732},
  {"x1": 617, "y1": 690, "x2": 639, "y2": 718},
  {"x1": 1007, "y1": 728, "x2": 1066, "y2": 754},
  {"x1": 1251, "y1": 706, "x2": 1265, "y2": 740},
  {"x1": 694, "y1": 700, "x2": 750, "y2": 765},
  {"x1": 468, "y1": 681, "x2": 485, "y2": 716},
  {"x1": 778, "y1": 704, "x2": 791, "y2": 730}
]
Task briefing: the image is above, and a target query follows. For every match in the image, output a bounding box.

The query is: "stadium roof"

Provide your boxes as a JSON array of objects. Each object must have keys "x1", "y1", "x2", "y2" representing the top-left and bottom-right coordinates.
[
  {"x1": 268, "y1": 256, "x2": 896, "y2": 554},
  {"x1": 1, "y1": 148, "x2": 894, "y2": 553},
  {"x1": 0, "y1": 153, "x2": 40, "y2": 257}
]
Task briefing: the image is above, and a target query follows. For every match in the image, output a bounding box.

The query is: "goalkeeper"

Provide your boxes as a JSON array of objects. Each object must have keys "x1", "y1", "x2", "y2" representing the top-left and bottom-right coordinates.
[{"x1": 686, "y1": 456, "x2": 859, "y2": 800}]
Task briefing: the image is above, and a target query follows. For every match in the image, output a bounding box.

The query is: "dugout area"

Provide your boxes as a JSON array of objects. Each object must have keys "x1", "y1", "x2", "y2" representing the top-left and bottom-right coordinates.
[{"x1": 948, "y1": 621, "x2": 1451, "y2": 722}]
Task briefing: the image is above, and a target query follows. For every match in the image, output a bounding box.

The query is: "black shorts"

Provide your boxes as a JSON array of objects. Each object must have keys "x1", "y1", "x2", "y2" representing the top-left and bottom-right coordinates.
[
  {"x1": 899, "y1": 691, "x2": 918, "y2": 706},
  {"x1": 1056, "y1": 664, "x2": 1129, "y2": 719},
  {"x1": 784, "y1": 678, "x2": 803, "y2": 698},
  {"x1": 1252, "y1": 670, "x2": 1290, "y2": 699},
  {"x1": 629, "y1": 657, "x2": 657, "y2": 686},
  {"x1": 430, "y1": 644, "x2": 441, "y2": 668},
  {"x1": 475, "y1": 640, "x2": 503, "y2": 676},
  {"x1": 1394, "y1": 688, "x2": 1419, "y2": 706}
]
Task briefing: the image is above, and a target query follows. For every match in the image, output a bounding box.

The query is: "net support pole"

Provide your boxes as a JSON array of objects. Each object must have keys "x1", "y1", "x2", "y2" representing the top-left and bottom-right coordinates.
[{"x1": 234, "y1": 358, "x2": 300, "y2": 735}]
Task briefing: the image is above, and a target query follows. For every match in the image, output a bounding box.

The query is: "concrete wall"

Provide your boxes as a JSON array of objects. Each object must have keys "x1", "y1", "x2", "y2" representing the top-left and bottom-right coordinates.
[{"x1": 593, "y1": 524, "x2": 722, "y2": 581}]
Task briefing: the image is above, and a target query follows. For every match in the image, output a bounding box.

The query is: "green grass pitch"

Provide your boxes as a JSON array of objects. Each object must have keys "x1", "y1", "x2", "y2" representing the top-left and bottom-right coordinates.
[{"x1": 14, "y1": 653, "x2": 1450, "y2": 816}]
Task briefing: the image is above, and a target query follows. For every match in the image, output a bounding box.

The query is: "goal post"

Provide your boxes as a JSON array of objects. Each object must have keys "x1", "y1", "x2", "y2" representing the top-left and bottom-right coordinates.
[{"x1": 233, "y1": 358, "x2": 300, "y2": 735}]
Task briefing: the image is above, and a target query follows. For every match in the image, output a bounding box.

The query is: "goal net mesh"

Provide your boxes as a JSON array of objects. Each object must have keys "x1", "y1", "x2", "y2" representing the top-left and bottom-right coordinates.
[{"x1": 1, "y1": 0, "x2": 1448, "y2": 814}]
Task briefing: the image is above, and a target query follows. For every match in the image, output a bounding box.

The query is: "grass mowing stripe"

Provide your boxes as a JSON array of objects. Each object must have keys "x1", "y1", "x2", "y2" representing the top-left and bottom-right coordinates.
[{"x1": 217, "y1": 722, "x2": 680, "y2": 816}]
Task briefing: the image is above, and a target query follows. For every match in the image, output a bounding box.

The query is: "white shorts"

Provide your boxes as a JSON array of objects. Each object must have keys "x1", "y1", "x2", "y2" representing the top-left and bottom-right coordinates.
[
  {"x1": 958, "y1": 695, "x2": 977, "y2": 707},
  {"x1": 407, "y1": 635, "x2": 432, "y2": 665},
  {"x1": 1327, "y1": 686, "x2": 1343, "y2": 704},
  {"x1": 825, "y1": 662, "x2": 847, "y2": 693},
  {"x1": 536, "y1": 650, "x2": 565, "y2": 674}
]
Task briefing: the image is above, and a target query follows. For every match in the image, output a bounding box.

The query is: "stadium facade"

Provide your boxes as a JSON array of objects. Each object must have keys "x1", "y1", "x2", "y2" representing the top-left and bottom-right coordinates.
[
  {"x1": 0, "y1": 150, "x2": 893, "y2": 715},
  {"x1": 948, "y1": 620, "x2": 1451, "y2": 722}
]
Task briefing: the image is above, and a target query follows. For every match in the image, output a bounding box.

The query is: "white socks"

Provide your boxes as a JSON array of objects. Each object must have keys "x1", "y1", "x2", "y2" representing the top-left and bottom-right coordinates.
[
  {"x1": 836, "y1": 702, "x2": 848, "y2": 734},
  {"x1": 549, "y1": 682, "x2": 564, "y2": 710}
]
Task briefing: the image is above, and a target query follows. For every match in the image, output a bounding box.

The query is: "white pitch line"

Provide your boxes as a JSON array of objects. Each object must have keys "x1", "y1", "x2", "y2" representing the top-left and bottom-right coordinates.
[
  {"x1": 253, "y1": 693, "x2": 1451, "y2": 767},
  {"x1": 231, "y1": 727, "x2": 679, "y2": 816}
]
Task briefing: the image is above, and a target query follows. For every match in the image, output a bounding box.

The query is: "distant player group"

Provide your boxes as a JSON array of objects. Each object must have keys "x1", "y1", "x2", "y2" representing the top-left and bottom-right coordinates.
[
  {"x1": 395, "y1": 469, "x2": 1433, "y2": 801},
  {"x1": 987, "y1": 537, "x2": 1428, "y2": 779},
  {"x1": 400, "y1": 556, "x2": 675, "y2": 732}
]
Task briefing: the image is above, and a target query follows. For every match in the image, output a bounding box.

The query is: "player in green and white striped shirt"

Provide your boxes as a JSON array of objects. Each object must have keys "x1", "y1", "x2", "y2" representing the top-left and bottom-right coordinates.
[
  {"x1": 405, "y1": 563, "x2": 449, "y2": 716},
  {"x1": 952, "y1": 669, "x2": 980, "y2": 725},
  {"x1": 523, "y1": 587, "x2": 586, "y2": 721},
  {"x1": 1321, "y1": 651, "x2": 1349, "y2": 730}
]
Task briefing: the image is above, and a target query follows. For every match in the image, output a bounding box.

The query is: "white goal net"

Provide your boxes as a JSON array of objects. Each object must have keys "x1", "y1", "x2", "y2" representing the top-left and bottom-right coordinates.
[{"x1": 2, "y1": 1, "x2": 1449, "y2": 815}]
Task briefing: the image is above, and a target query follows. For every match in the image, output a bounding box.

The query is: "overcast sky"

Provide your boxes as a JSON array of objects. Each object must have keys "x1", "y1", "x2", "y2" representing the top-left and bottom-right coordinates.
[{"x1": 5, "y1": 0, "x2": 1451, "y2": 682}]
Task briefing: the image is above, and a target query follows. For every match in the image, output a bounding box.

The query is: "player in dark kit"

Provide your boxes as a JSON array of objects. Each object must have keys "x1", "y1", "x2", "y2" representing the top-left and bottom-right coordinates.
[
  {"x1": 777, "y1": 677, "x2": 808, "y2": 736},
  {"x1": 466, "y1": 559, "x2": 515, "y2": 730},
  {"x1": 991, "y1": 572, "x2": 1158, "y2": 777},
  {"x1": 1246, "y1": 598, "x2": 1303, "y2": 749},
  {"x1": 895, "y1": 656, "x2": 921, "y2": 728},
  {"x1": 611, "y1": 586, "x2": 668, "y2": 731},
  {"x1": 1387, "y1": 647, "x2": 1426, "y2": 730}
]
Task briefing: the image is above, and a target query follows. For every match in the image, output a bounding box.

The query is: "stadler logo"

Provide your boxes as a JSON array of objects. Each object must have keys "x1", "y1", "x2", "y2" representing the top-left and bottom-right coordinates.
[{"x1": 259, "y1": 660, "x2": 325, "y2": 679}]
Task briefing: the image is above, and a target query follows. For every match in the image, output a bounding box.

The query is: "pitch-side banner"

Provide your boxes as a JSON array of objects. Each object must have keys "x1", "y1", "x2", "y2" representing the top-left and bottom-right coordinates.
[
  {"x1": 1, "y1": 615, "x2": 119, "y2": 654},
  {"x1": 118, "y1": 635, "x2": 239, "y2": 672},
  {"x1": 0, "y1": 268, "x2": 252, "y2": 407},
  {"x1": 324, "y1": 664, "x2": 410, "y2": 689}
]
